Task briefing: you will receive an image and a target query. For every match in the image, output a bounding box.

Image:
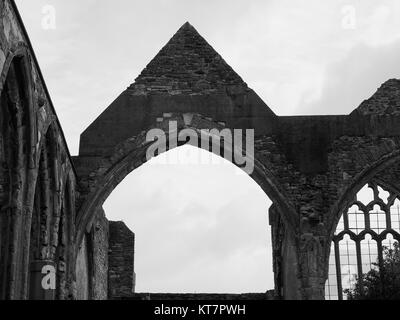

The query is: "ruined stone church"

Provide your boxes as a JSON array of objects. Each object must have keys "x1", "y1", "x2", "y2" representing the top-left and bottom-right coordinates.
[{"x1": 1, "y1": 0, "x2": 400, "y2": 300}]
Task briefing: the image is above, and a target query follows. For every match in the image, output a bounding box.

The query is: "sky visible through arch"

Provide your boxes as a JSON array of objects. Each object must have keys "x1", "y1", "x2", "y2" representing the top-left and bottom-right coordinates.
[
  {"x1": 104, "y1": 146, "x2": 273, "y2": 293},
  {"x1": 13, "y1": 0, "x2": 400, "y2": 293}
]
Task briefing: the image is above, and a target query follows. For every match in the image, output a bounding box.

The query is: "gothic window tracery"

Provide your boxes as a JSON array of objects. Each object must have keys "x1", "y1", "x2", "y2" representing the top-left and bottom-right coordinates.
[{"x1": 325, "y1": 183, "x2": 400, "y2": 300}]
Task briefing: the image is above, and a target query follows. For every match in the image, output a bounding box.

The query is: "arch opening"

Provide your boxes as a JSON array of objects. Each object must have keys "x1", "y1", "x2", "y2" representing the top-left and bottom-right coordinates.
[
  {"x1": 28, "y1": 128, "x2": 57, "y2": 299},
  {"x1": 27, "y1": 125, "x2": 73, "y2": 300},
  {"x1": 75, "y1": 126, "x2": 297, "y2": 258},
  {"x1": 101, "y1": 145, "x2": 275, "y2": 296}
]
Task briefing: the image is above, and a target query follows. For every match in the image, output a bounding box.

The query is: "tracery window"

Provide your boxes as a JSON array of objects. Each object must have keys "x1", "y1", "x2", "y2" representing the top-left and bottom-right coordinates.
[{"x1": 325, "y1": 183, "x2": 400, "y2": 300}]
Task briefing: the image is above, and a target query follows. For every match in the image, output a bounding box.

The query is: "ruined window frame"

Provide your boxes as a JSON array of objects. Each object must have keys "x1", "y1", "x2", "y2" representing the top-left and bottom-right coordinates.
[{"x1": 326, "y1": 182, "x2": 400, "y2": 300}]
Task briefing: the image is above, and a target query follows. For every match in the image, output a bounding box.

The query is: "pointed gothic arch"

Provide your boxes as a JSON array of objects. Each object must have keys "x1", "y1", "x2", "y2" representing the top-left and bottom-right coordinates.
[
  {"x1": 326, "y1": 153, "x2": 400, "y2": 299},
  {"x1": 74, "y1": 117, "x2": 298, "y2": 260},
  {"x1": 0, "y1": 49, "x2": 37, "y2": 299}
]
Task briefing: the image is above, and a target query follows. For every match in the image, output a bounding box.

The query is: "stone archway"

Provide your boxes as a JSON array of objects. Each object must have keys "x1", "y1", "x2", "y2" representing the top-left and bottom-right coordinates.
[
  {"x1": 76, "y1": 116, "x2": 296, "y2": 239},
  {"x1": 27, "y1": 123, "x2": 76, "y2": 300},
  {"x1": 329, "y1": 149, "x2": 400, "y2": 240},
  {"x1": 74, "y1": 114, "x2": 298, "y2": 297},
  {"x1": 325, "y1": 146, "x2": 400, "y2": 300},
  {"x1": 70, "y1": 22, "x2": 400, "y2": 300},
  {"x1": 0, "y1": 51, "x2": 37, "y2": 300}
]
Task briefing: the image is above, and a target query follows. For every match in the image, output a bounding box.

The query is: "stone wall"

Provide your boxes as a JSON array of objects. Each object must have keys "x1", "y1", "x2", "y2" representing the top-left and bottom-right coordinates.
[
  {"x1": 75, "y1": 234, "x2": 89, "y2": 300},
  {"x1": 92, "y1": 208, "x2": 109, "y2": 300},
  {"x1": 74, "y1": 208, "x2": 110, "y2": 300},
  {"x1": 0, "y1": 0, "x2": 24, "y2": 75},
  {"x1": 131, "y1": 22, "x2": 248, "y2": 96},
  {"x1": 0, "y1": 0, "x2": 77, "y2": 300},
  {"x1": 355, "y1": 79, "x2": 400, "y2": 115},
  {"x1": 108, "y1": 221, "x2": 135, "y2": 298}
]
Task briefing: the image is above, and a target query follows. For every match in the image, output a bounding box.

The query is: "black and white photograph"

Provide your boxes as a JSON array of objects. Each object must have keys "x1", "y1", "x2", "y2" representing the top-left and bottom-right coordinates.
[{"x1": 0, "y1": 0, "x2": 400, "y2": 314}]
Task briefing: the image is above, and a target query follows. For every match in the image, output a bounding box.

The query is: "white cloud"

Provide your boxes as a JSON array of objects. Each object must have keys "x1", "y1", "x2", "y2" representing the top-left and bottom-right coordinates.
[
  {"x1": 104, "y1": 147, "x2": 272, "y2": 293},
  {"x1": 299, "y1": 40, "x2": 400, "y2": 115}
]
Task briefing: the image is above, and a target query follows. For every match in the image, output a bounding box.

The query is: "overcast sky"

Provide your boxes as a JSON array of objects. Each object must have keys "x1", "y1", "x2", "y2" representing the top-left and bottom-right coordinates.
[{"x1": 14, "y1": 0, "x2": 400, "y2": 293}]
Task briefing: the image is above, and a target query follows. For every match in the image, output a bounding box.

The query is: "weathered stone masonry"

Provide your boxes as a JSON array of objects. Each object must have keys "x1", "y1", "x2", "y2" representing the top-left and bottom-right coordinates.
[
  {"x1": 108, "y1": 221, "x2": 135, "y2": 299},
  {"x1": 1, "y1": 1, "x2": 400, "y2": 300}
]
